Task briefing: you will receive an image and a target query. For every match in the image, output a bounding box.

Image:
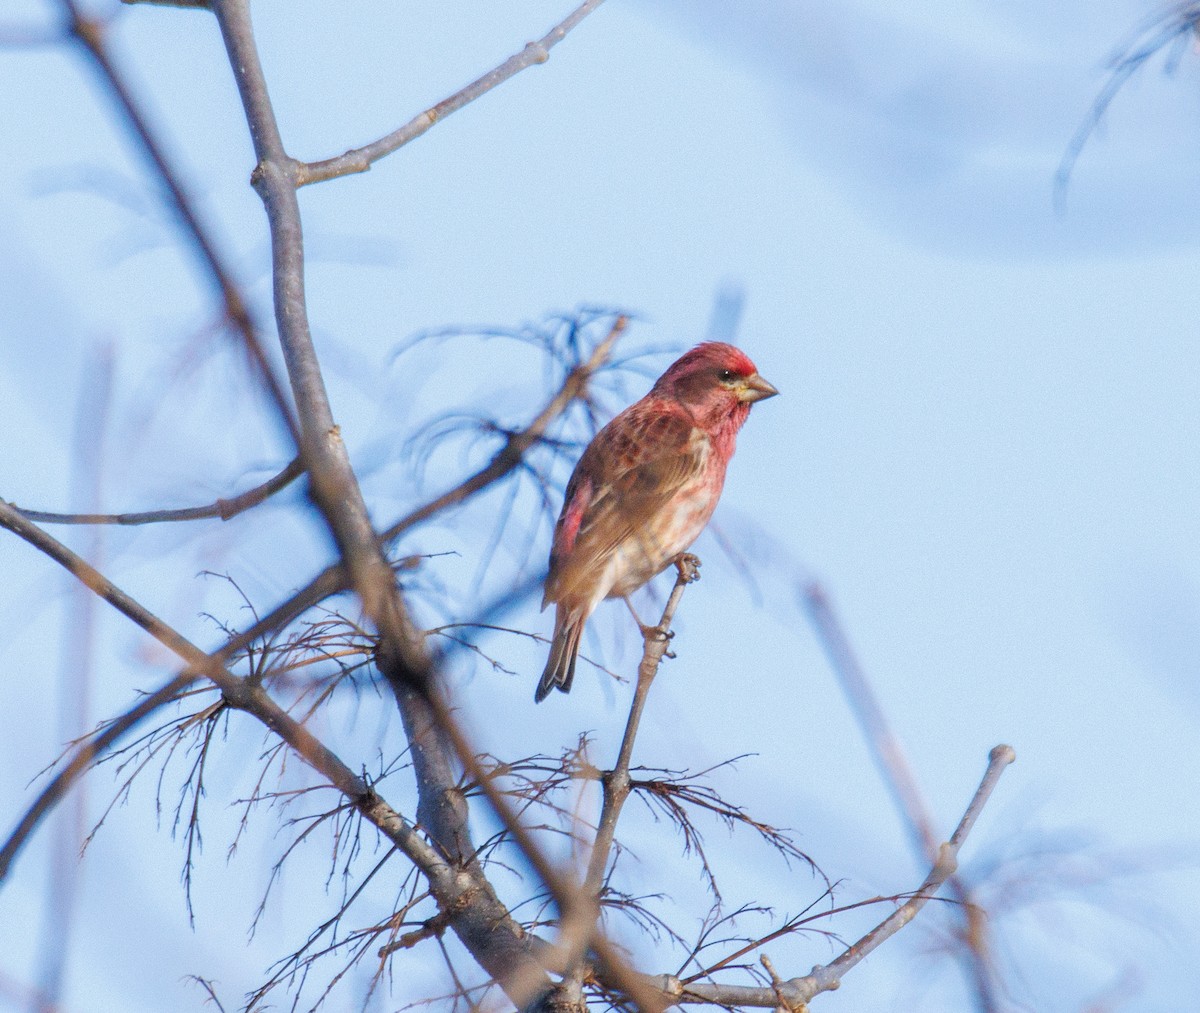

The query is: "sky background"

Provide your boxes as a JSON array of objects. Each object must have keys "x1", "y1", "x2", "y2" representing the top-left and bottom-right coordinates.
[{"x1": 2, "y1": 1, "x2": 1200, "y2": 1010}]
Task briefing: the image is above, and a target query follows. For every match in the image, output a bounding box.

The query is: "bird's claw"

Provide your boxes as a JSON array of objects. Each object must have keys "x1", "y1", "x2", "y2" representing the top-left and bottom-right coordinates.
[
  {"x1": 674, "y1": 553, "x2": 701, "y2": 583},
  {"x1": 641, "y1": 623, "x2": 674, "y2": 644}
]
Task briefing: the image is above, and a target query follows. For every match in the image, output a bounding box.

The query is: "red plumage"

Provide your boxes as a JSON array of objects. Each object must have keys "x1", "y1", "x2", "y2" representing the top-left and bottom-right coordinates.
[{"x1": 535, "y1": 342, "x2": 778, "y2": 702}]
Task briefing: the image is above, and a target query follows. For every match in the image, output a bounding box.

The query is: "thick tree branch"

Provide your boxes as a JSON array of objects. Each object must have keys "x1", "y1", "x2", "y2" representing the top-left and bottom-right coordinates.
[
  {"x1": 210, "y1": 3, "x2": 594, "y2": 1003},
  {"x1": 212, "y1": 0, "x2": 427, "y2": 677},
  {"x1": 296, "y1": 0, "x2": 607, "y2": 186},
  {"x1": 7, "y1": 456, "x2": 303, "y2": 526}
]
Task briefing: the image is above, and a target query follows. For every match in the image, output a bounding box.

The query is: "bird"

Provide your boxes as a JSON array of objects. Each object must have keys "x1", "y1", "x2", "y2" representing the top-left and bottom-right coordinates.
[{"x1": 535, "y1": 341, "x2": 778, "y2": 702}]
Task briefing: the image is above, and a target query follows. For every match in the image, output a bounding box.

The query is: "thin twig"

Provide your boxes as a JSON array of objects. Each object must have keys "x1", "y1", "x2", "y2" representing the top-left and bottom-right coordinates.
[
  {"x1": 803, "y1": 581, "x2": 1002, "y2": 1009},
  {"x1": 0, "y1": 501, "x2": 450, "y2": 891},
  {"x1": 554, "y1": 556, "x2": 701, "y2": 1002},
  {"x1": 0, "y1": 324, "x2": 617, "y2": 897},
  {"x1": 1055, "y1": 4, "x2": 1200, "y2": 207},
  {"x1": 296, "y1": 0, "x2": 607, "y2": 186},
  {"x1": 8, "y1": 456, "x2": 303, "y2": 526},
  {"x1": 643, "y1": 745, "x2": 1017, "y2": 1008}
]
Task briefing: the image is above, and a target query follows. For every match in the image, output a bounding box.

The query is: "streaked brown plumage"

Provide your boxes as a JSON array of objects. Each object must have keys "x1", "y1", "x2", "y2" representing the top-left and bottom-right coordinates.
[{"x1": 535, "y1": 342, "x2": 777, "y2": 702}]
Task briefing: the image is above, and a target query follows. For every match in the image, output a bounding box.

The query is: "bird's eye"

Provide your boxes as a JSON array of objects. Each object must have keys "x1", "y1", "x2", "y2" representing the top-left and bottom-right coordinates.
[{"x1": 718, "y1": 369, "x2": 736, "y2": 383}]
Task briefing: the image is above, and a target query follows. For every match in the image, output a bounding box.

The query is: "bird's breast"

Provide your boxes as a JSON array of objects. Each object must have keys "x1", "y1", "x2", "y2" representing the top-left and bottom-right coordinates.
[{"x1": 606, "y1": 430, "x2": 724, "y2": 598}]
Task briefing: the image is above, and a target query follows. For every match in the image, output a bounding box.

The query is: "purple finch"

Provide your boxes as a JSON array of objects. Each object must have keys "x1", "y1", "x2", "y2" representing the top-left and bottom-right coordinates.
[{"x1": 536, "y1": 342, "x2": 778, "y2": 702}]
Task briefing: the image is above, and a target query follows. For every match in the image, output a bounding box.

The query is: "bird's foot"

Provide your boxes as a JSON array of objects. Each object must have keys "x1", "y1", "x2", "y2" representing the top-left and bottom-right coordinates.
[
  {"x1": 640, "y1": 621, "x2": 675, "y2": 644},
  {"x1": 674, "y1": 553, "x2": 701, "y2": 583}
]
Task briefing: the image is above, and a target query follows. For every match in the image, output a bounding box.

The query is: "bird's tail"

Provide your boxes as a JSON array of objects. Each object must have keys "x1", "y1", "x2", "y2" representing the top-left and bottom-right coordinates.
[{"x1": 535, "y1": 608, "x2": 583, "y2": 702}]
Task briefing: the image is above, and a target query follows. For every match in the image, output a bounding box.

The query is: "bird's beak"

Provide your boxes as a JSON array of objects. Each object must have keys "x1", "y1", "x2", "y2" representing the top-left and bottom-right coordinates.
[{"x1": 739, "y1": 373, "x2": 779, "y2": 403}]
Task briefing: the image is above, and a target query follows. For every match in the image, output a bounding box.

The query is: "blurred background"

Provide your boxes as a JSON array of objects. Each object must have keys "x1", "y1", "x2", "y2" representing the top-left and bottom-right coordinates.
[{"x1": 2, "y1": 1, "x2": 1200, "y2": 1010}]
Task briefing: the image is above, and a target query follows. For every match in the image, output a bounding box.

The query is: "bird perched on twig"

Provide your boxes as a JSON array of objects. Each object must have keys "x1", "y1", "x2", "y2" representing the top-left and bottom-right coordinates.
[{"x1": 535, "y1": 342, "x2": 778, "y2": 702}]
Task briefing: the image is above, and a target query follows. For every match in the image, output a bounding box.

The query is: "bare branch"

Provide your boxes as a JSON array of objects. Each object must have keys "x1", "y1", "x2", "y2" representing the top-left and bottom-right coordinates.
[
  {"x1": 639, "y1": 745, "x2": 1017, "y2": 1008},
  {"x1": 804, "y1": 581, "x2": 1003, "y2": 1008},
  {"x1": 0, "y1": 502, "x2": 448, "y2": 893},
  {"x1": 296, "y1": 0, "x2": 608, "y2": 186},
  {"x1": 209, "y1": 6, "x2": 617, "y2": 1003},
  {"x1": 381, "y1": 315, "x2": 628, "y2": 544},
  {"x1": 8, "y1": 456, "x2": 303, "y2": 526},
  {"x1": 1056, "y1": 4, "x2": 1200, "y2": 205},
  {"x1": 550, "y1": 555, "x2": 701, "y2": 1004},
  {"x1": 33, "y1": 348, "x2": 113, "y2": 1011}
]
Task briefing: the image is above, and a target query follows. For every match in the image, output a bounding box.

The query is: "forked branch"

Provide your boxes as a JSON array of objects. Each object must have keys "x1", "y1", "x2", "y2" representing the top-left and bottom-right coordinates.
[
  {"x1": 639, "y1": 745, "x2": 1017, "y2": 1008},
  {"x1": 296, "y1": 0, "x2": 608, "y2": 186}
]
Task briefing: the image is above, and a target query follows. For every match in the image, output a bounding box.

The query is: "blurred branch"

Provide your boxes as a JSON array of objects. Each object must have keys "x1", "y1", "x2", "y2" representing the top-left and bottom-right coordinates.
[
  {"x1": 34, "y1": 348, "x2": 112, "y2": 1013},
  {"x1": 121, "y1": 0, "x2": 211, "y2": 8},
  {"x1": 54, "y1": 0, "x2": 298, "y2": 444},
  {"x1": 803, "y1": 581, "x2": 1003, "y2": 1010},
  {"x1": 1056, "y1": 3, "x2": 1200, "y2": 206},
  {"x1": 296, "y1": 0, "x2": 607, "y2": 186},
  {"x1": 381, "y1": 315, "x2": 627, "y2": 542},
  {"x1": 8, "y1": 456, "x2": 302, "y2": 526},
  {"x1": 803, "y1": 583, "x2": 939, "y2": 859}
]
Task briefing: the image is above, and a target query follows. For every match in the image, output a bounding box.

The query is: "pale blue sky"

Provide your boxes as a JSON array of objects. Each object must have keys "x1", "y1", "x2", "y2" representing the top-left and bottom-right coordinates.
[{"x1": 2, "y1": 2, "x2": 1199, "y2": 1010}]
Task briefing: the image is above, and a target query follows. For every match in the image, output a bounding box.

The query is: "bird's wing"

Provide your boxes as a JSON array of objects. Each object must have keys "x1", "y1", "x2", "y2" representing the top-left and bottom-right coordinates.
[{"x1": 546, "y1": 401, "x2": 705, "y2": 602}]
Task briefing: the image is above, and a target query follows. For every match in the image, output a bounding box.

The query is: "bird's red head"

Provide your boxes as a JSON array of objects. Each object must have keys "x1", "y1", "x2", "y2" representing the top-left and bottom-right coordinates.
[{"x1": 651, "y1": 342, "x2": 779, "y2": 430}]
